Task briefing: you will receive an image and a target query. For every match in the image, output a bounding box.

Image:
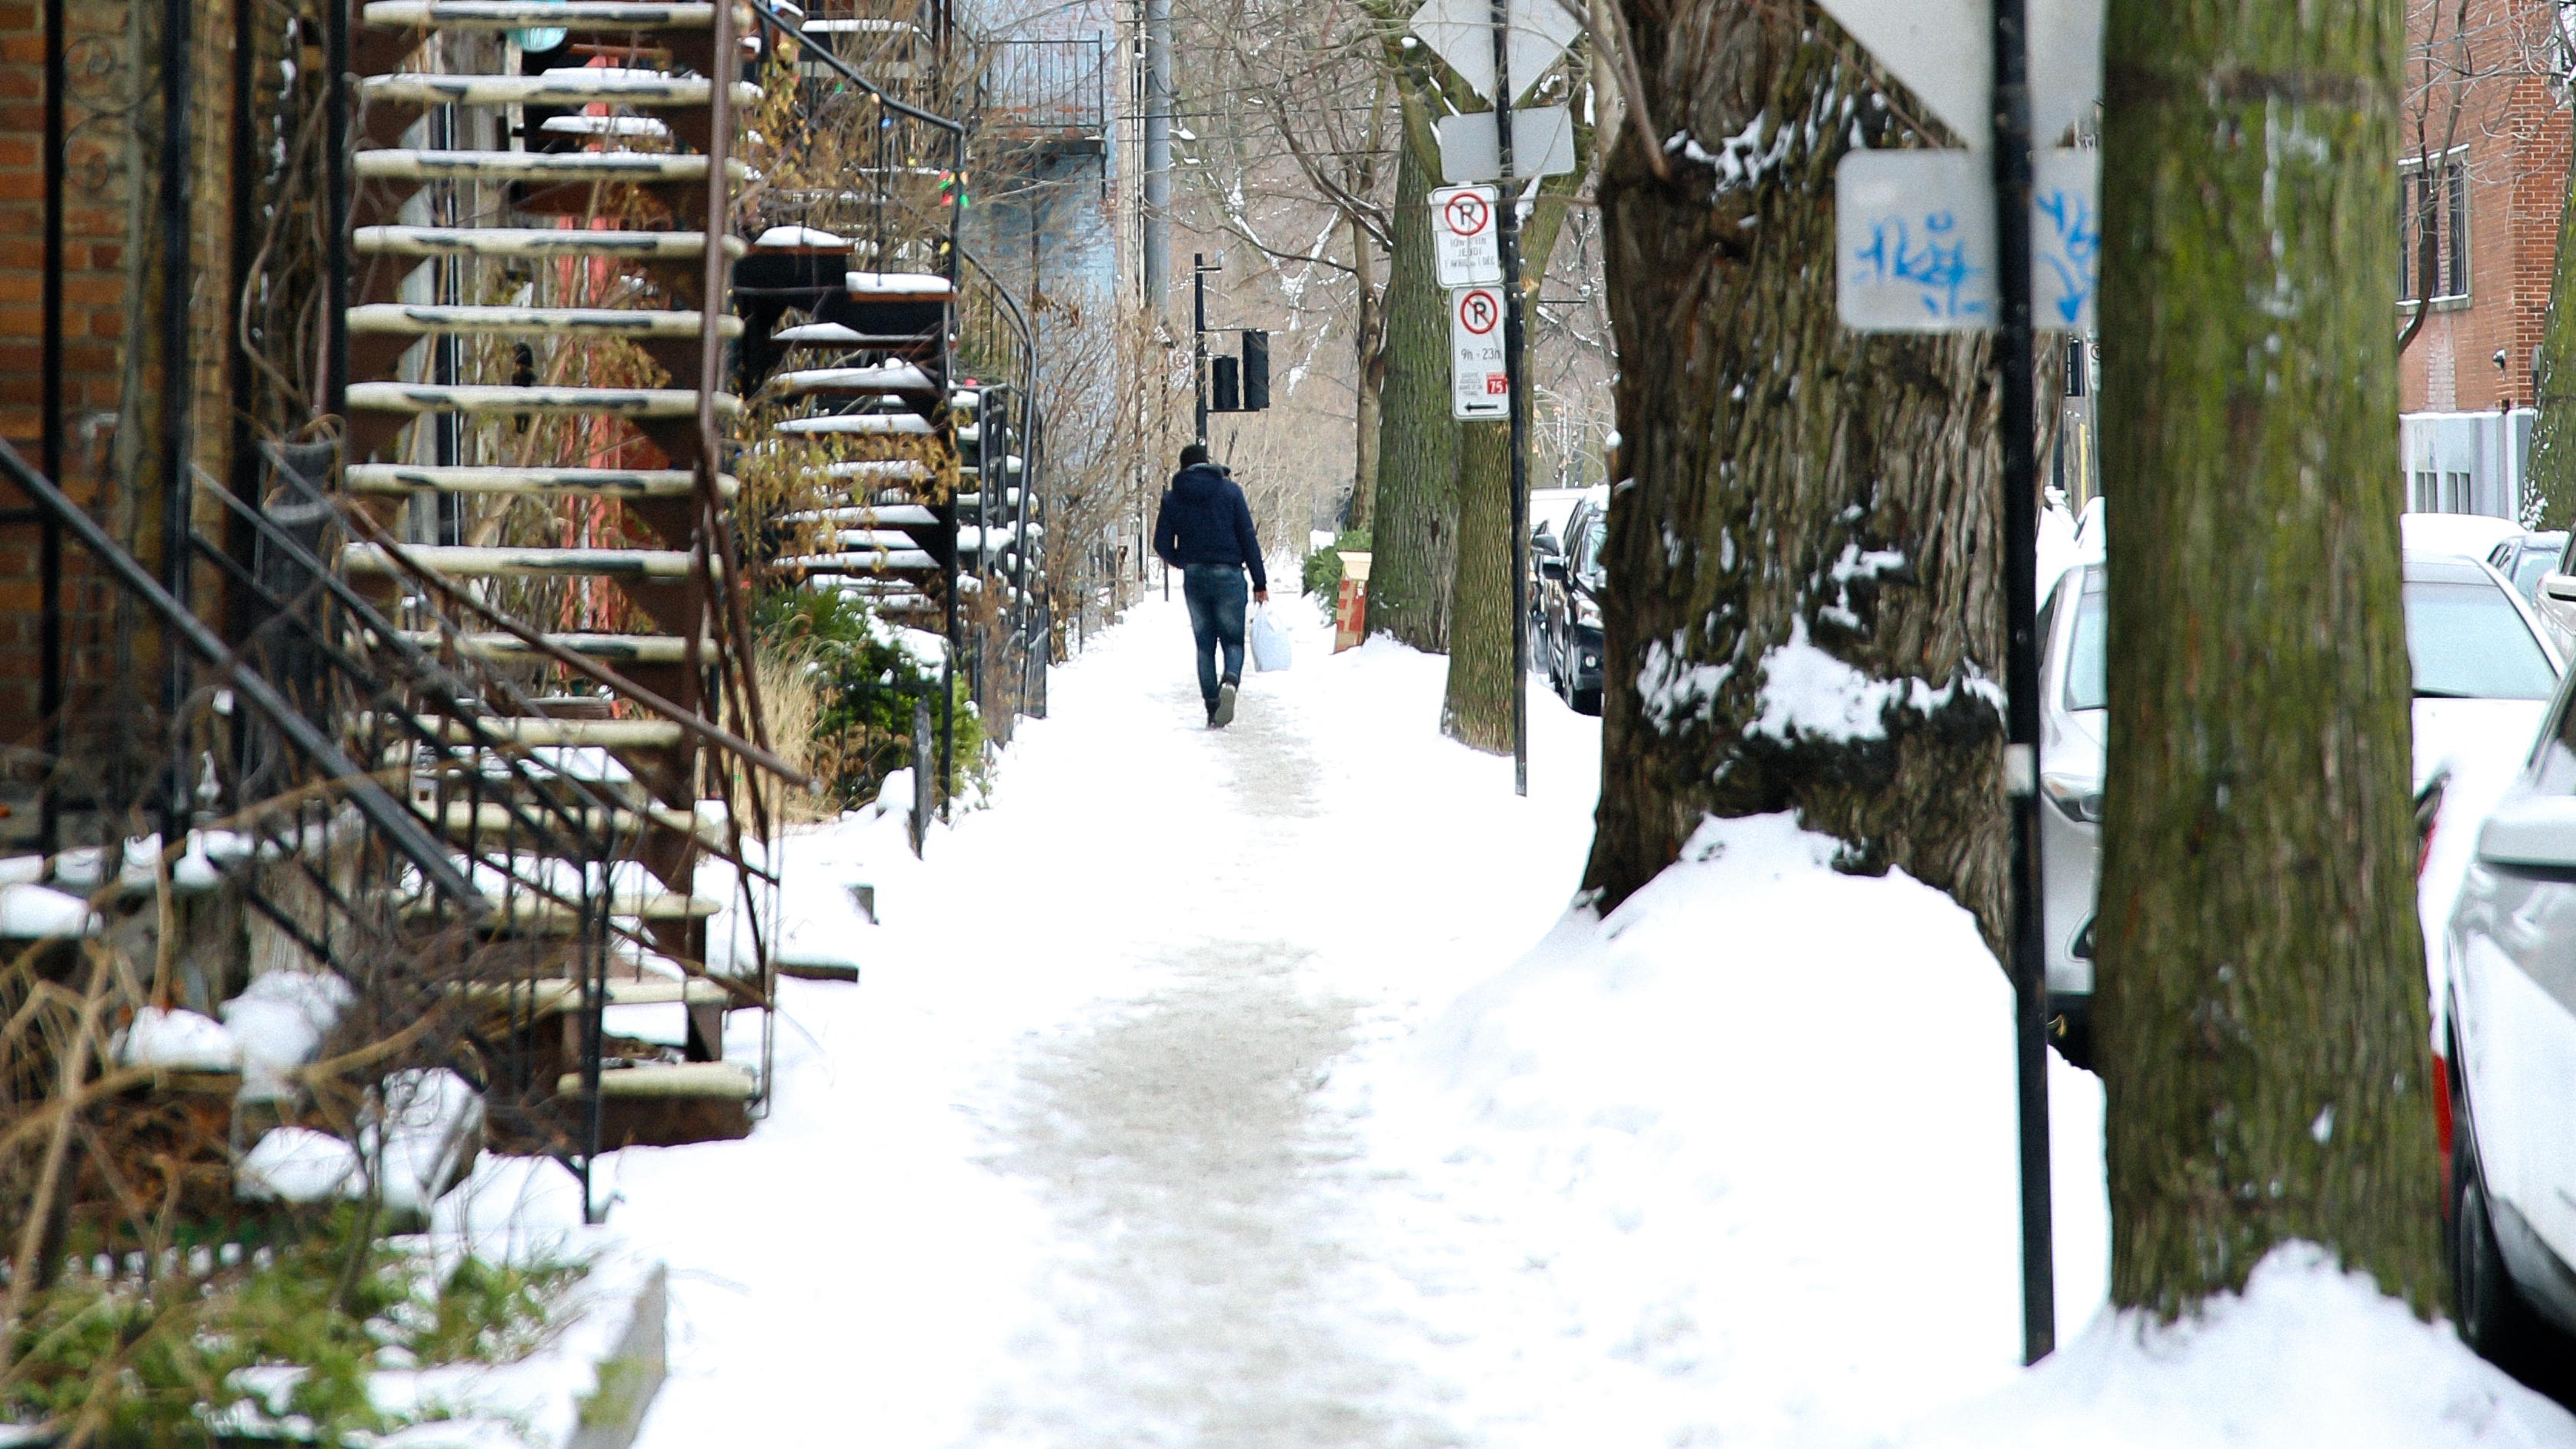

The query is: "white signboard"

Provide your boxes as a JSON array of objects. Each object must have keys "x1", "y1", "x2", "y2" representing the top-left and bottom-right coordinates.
[
  {"x1": 1435, "y1": 107, "x2": 1577, "y2": 186},
  {"x1": 1431, "y1": 184, "x2": 1502, "y2": 288},
  {"x1": 1812, "y1": 0, "x2": 2105, "y2": 149},
  {"x1": 1450, "y1": 285, "x2": 1509, "y2": 419},
  {"x1": 1834, "y1": 148, "x2": 2100, "y2": 332},
  {"x1": 1406, "y1": 0, "x2": 1579, "y2": 105}
]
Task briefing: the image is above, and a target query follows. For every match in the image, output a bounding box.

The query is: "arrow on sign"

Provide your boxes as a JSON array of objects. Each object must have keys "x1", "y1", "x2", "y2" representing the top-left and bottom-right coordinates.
[
  {"x1": 1812, "y1": 0, "x2": 2103, "y2": 149},
  {"x1": 1406, "y1": 0, "x2": 1580, "y2": 105}
]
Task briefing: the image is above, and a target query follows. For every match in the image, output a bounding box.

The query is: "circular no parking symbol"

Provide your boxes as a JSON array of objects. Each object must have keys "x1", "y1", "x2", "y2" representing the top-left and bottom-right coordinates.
[
  {"x1": 1443, "y1": 192, "x2": 1490, "y2": 239},
  {"x1": 1458, "y1": 289, "x2": 1500, "y2": 336}
]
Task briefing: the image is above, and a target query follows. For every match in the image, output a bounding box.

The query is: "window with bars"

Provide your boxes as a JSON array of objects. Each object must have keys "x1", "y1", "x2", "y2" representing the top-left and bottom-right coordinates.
[{"x1": 2401, "y1": 154, "x2": 2471, "y2": 304}]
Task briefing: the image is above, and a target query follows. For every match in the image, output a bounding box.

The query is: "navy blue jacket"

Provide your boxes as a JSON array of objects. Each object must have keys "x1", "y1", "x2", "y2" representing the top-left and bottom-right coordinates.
[{"x1": 1153, "y1": 463, "x2": 1268, "y2": 591}]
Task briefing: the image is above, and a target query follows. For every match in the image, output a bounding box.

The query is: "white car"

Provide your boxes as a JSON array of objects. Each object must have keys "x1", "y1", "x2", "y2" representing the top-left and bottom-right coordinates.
[{"x1": 2036, "y1": 549, "x2": 2562, "y2": 1068}]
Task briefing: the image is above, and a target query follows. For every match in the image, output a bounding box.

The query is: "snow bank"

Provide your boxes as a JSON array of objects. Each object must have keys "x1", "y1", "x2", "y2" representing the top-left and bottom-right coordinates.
[
  {"x1": 1391, "y1": 811, "x2": 2099, "y2": 1445},
  {"x1": 375, "y1": 1067, "x2": 486, "y2": 1216},
  {"x1": 238, "y1": 1126, "x2": 361, "y2": 1204},
  {"x1": 0, "y1": 880, "x2": 95, "y2": 937},
  {"x1": 222, "y1": 969, "x2": 353, "y2": 1100},
  {"x1": 116, "y1": 1007, "x2": 241, "y2": 1071},
  {"x1": 1884, "y1": 1242, "x2": 2576, "y2": 1448}
]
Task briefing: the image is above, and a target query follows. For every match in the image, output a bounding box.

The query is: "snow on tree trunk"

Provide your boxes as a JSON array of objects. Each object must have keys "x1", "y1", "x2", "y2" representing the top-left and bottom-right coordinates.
[
  {"x1": 2094, "y1": 0, "x2": 2442, "y2": 1318},
  {"x1": 1580, "y1": 5, "x2": 2007, "y2": 949},
  {"x1": 1368, "y1": 105, "x2": 1460, "y2": 653}
]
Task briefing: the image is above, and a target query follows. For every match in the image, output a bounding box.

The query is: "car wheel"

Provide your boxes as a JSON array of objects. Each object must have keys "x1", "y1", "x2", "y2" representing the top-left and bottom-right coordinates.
[
  {"x1": 1573, "y1": 685, "x2": 1602, "y2": 716},
  {"x1": 2453, "y1": 1098, "x2": 2539, "y2": 1363}
]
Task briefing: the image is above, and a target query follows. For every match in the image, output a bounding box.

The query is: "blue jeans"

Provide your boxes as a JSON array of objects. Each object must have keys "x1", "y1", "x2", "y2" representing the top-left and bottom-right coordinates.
[{"x1": 1181, "y1": 564, "x2": 1247, "y2": 709}]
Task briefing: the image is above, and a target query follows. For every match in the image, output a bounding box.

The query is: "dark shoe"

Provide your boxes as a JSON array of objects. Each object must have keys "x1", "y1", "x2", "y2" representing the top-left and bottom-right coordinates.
[{"x1": 1213, "y1": 676, "x2": 1238, "y2": 727}]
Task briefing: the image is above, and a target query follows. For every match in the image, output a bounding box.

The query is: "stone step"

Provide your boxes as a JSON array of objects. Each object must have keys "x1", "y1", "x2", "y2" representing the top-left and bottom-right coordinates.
[
  {"x1": 353, "y1": 149, "x2": 744, "y2": 184},
  {"x1": 775, "y1": 412, "x2": 936, "y2": 437},
  {"x1": 569, "y1": 1060, "x2": 756, "y2": 1099},
  {"x1": 358, "y1": 73, "x2": 762, "y2": 110},
  {"x1": 347, "y1": 382, "x2": 742, "y2": 419},
  {"x1": 352, "y1": 225, "x2": 746, "y2": 262},
  {"x1": 343, "y1": 543, "x2": 707, "y2": 581},
  {"x1": 348, "y1": 302, "x2": 743, "y2": 339},
  {"x1": 362, "y1": 0, "x2": 747, "y2": 30},
  {"x1": 345, "y1": 464, "x2": 737, "y2": 499}
]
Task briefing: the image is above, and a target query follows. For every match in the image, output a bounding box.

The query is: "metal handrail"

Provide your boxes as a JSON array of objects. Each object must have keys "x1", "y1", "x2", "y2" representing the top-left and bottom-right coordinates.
[{"x1": 0, "y1": 437, "x2": 486, "y2": 912}]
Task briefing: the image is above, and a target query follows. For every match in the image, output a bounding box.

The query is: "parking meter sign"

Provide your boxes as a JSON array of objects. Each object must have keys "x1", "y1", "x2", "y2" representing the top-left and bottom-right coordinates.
[
  {"x1": 1431, "y1": 185, "x2": 1502, "y2": 288},
  {"x1": 1450, "y1": 285, "x2": 1508, "y2": 419}
]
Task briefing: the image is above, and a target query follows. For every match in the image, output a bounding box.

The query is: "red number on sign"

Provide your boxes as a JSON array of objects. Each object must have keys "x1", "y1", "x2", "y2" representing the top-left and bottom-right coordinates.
[{"x1": 1486, "y1": 376, "x2": 1507, "y2": 395}]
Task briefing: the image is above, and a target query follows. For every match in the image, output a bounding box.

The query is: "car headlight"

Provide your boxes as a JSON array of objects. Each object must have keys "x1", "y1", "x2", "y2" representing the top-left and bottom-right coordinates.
[{"x1": 2041, "y1": 770, "x2": 2103, "y2": 824}]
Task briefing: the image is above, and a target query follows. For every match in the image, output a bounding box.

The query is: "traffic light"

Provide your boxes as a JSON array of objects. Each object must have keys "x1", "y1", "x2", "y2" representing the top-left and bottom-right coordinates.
[
  {"x1": 1212, "y1": 355, "x2": 1241, "y2": 412},
  {"x1": 1240, "y1": 330, "x2": 1269, "y2": 411}
]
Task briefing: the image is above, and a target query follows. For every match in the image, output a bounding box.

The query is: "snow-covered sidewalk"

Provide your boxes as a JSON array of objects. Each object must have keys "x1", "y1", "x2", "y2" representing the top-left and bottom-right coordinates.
[{"x1": 442, "y1": 594, "x2": 2117, "y2": 1447}]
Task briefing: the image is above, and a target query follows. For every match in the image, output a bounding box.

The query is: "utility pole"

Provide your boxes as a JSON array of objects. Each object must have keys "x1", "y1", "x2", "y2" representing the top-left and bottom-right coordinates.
[
  {"x1": 1143, "y1": 0, "x2": 1172, "y2": 315},
  {"x1": 1193, "y1": 252, "x2": 1217, "y2": 443},
  {"x1": 1990, "y1": 0, "x2": 2055, "y2": 1367},
  {"x1": 1491, "y1": 0, "x2": 1529, "y2": 798}
]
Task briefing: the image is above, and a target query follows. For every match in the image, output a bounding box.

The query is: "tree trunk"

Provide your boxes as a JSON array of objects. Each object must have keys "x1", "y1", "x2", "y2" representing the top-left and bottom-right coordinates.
[
  {"x1": 1367, "y1": 102, "x2": 1459, "y2": 652},
  {"x1": 2526, "y1": 145, "x2": 2576, "y2": 528},
  {"x1": 1443, "y1": 195, "x2": 1574, "y2": 753},
  {"x1": 2096, "y1": 0, "x2": 2441, "y2": 1318},
  {"x1": 1582, "y1": 5, "x2": 2007, "y2": 951},
  {"x1": 1350, "y1": 206, "x2": 1383, "y2": 533}
]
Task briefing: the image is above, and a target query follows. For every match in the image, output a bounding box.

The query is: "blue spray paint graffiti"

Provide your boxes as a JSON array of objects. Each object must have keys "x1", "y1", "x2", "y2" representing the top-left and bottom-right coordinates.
[
  {"x1": 1850, "y1": 210, "x2": 1990, "y2": 322},
  {"x1": 2034, "y1": 185, "x2": 2100, "y2": 329}
]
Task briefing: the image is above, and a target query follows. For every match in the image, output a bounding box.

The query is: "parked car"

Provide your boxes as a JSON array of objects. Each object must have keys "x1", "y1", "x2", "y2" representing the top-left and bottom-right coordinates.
[
  {"x1": 2488, "y1": 531, "x2": 2568, "y2": 609},
  {"x1": 1537, "y1": 486, "x2": 1607, "y2": 715},
  {"x1": 2438, "y1": 661, "x2": 2576, "y2": 1357},
  {"x1": 2037, "y1": 550, "x2": 2563, "y2": 1069}
]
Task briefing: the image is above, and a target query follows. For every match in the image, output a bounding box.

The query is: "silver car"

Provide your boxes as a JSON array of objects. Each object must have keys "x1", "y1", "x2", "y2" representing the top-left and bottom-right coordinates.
[{"x1": 2036, "y1": 550, "x2": 2563, "y2": 1068}]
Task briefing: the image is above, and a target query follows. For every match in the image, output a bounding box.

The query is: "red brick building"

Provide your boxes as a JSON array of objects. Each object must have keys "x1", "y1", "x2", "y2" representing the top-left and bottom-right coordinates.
[{"x1": 2397, "y1": 0, "x2": 2572, "y2": 417}]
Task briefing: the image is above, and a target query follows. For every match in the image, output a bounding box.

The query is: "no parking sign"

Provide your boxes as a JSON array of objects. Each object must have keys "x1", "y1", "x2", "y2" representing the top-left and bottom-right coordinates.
[
  {"x1": 1431, "y1": 184, "x2": 1502, "y2": 288},
  {"x1": 1450, "y1": 285, "x2": 1507, "y2": 420}
]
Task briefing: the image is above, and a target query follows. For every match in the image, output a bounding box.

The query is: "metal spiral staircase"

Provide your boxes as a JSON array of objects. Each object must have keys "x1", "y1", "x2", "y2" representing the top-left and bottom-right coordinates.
[{"x1": 333, "y1": 0, "x2": 784, "y2": 1155}]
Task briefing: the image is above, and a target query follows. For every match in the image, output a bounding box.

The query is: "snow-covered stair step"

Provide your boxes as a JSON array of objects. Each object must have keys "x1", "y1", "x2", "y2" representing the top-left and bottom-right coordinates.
[
  {"x1": 776, "y1": 362, "x2": 937, "y2": 396},
  {"x1": 775, "y1": 412, "x2": 935, "y2": 437},
  {"x1": 771, "y1": 549, "x2": 939, "y2": 573},
  {"x1": 359, "y1": 73, "x2": 762, "y2": 109},
  {"x1": 401, "y1": 716, "x2": 690, "y2": 749},
  {"x1": 349, "y1": 303, "x2": 743, "y2": 339},
  {"x1": 362, "y1": 0, "x2": 747, "y2": 29},
  {"x1": 346, "y1": 463, "x2": 737, "y2": 499},
  {"x1": 823, "y1": 459, "x2": 932, "y2": 482},
  {"x1": 395, "y1": 630, "x2": 711, "y2": 663},
  {"x1": 566, "y1": 1060, "x2": 756, "y2": 1099},
  {"x1": 343, "y1": 543, "x2": 710, "y2": 581},
  {"x1": 354, "y1": 149, "x2": 745, "y2": 184},
  {"x1": 778, "y1": 503, "x2": 939, "y2": 527},
  {"x1": 843, "y1": 270, "x2": 953, "y2": 299},
  {"x1": 347, "y1": 382, "x2": 742, "y2": 419},
  {"x1": 425, "y1": 894, "x2": 722, "y2": 930},
  {"x1": 425, "y1": 800, "x2": 732, "y2": 853},
  {"x1": 819, "y1": 529, "x2": 926, "y2": 551},
  {"x1": 542, "y1": 115, "x2": 669, "y2": 139},
  {"x1": 354, "y1": 225, "x2": 746, "y2": 262}
]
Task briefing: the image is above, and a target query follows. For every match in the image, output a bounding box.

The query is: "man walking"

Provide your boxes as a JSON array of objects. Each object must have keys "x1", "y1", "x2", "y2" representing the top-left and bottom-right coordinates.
[{"x1": 1153, "y1": 442, "x2": 1268, "y2": 727}]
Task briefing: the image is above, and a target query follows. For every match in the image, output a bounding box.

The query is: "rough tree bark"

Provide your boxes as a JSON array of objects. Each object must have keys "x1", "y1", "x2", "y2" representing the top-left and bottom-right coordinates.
[
  {"x1": 2524, "y1": 147, "x2": 2576, "y2": 529},
  {"x1": 1581, "y1": 5, "x2": 2007, "y2": 948},
  {"x1": 1350, "y1": 207, "x2": 1384, "y2": 533},
  {"x1": 1443, "y1": 195, "x2": 1574, "y2": 753},
  {"x1": 2095, "y1": 0, "x2": 2442, "y2": 1317},
  {"x1": 1367, "y1": 99, "x2": 1460, "y2": 652}
]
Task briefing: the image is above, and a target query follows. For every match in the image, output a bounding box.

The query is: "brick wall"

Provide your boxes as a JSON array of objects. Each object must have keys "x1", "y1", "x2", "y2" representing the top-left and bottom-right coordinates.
[{"x1": 2397, "y1": 0, "x2": 2572, "y2": 416}]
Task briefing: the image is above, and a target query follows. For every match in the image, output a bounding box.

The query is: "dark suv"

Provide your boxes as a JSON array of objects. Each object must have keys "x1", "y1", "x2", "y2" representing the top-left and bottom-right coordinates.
[{"x1": 1538, "y1": 489, "x2": 1607, "y2": 715}]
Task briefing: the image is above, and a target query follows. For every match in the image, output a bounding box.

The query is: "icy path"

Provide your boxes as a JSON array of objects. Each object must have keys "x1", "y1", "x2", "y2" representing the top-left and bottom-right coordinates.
[{"x1": 589, "y1": 596, "x2": 1609, "y2": 1447}]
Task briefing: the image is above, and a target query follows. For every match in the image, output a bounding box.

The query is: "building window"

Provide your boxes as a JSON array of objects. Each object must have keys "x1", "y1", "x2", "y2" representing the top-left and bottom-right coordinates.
[
  {"x1": 2412, "y1": 469, "x2": 2475, "y2": 512},
  {"x1": 2401, "y1": 153, "x2": 2470, "y2": 304}
]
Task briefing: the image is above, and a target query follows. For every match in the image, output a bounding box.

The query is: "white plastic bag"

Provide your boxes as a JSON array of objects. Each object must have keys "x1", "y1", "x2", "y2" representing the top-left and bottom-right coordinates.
[{"x1": 1249, "y1": 606, "x2": 1293, "y2": 673}]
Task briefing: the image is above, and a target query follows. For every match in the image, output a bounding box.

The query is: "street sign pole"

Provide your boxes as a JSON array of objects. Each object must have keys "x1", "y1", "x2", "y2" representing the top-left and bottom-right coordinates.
[
  {"x1": 1492, "y1": 0, "x2": 1528, "y2": 799},
  {"x1": 1991, "y1": 0, "x2": 2056, "y2": 1367}
]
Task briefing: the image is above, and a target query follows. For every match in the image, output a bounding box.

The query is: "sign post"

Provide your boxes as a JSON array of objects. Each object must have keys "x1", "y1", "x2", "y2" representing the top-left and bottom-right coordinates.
[
  {"x1": 1818, "y1": 0, "x2": 2105, "y2": 1367},
  {"x1": 1491, "y1": 0, "x2": 1530, "y2": 799}
]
